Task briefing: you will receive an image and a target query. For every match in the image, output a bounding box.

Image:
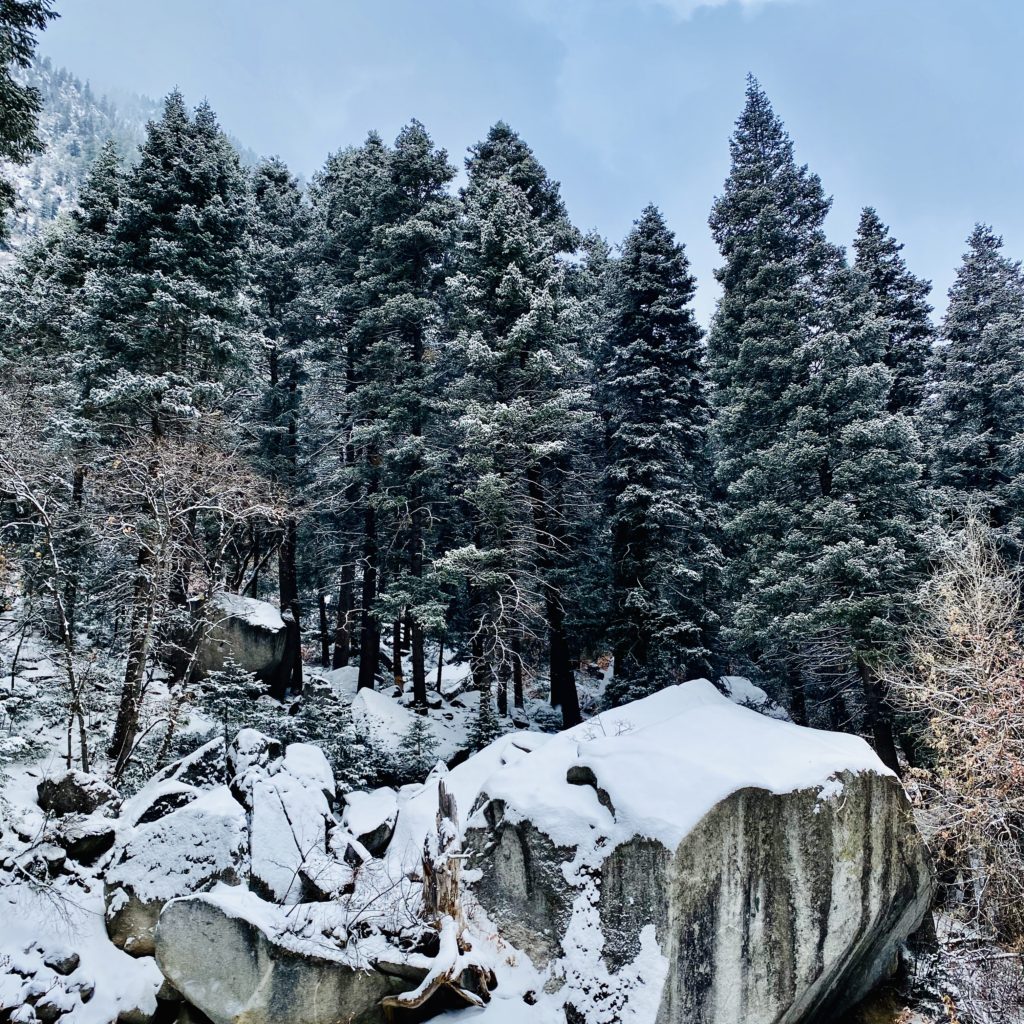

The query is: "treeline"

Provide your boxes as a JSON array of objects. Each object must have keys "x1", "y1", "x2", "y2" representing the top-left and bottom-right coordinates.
[{"x1": 3, "y1": 76, "x2": 1023, "y2": 777}]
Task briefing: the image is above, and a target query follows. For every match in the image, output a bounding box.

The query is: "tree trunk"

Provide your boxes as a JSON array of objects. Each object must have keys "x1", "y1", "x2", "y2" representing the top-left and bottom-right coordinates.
[
  {"x1": 512, "y1": 631, "x2": 524, "y2": 710},
  {"x1": 317, "y1": 591, "x2": 331, "y2": 668},
  {"x1": 276, "y1": 517, "x2": 303, "y2": 698},
  {"x1": 356, "y1": 500, "x2": 379, "y2": 690},
  {"x1": 436, "y1": 641, "x2": 445, "y2": 694},
  {"x1": 332, "y1": 562, "x2": 354, "y2": 668},
  {"x1": 392, "y1": 618, "x2": 404, "y2": 691},
  {"x1": 858, "y1": 658, "x2": 902, "y2": 777},
  {"x1": 786, "y1": 659, "x2": 807, "y2": 727}
]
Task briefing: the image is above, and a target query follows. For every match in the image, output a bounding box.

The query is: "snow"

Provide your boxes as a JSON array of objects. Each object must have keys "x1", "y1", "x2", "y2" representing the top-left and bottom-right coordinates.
[
  {"x1": 470, "y1": 679, "x2": 892, "y2": 860},
  {"x1": 210, "y1": 591, "x2": 285, "y2": 632}
]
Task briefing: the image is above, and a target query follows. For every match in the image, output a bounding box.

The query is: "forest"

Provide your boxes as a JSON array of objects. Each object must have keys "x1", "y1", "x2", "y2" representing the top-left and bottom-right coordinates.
[{"x1": 1, "y1": 3, "x2": 1023, "y2": 1024}]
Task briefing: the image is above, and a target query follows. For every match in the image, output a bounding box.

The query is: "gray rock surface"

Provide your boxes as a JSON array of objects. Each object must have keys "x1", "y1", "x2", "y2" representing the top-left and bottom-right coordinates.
[
  {"x1": 196, "y1": 592, "x2": 286, "y2": 684},
  {"x1": 155, "y1": 892, "x2": 409, "y2": 1024},
  {"x1": 469, "y1": 769, "x2": 933, "y2": 1024}
]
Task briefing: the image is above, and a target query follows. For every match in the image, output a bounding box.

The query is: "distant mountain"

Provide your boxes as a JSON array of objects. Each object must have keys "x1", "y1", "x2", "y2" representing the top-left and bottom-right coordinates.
[{"x1": 1, "y1": 58, "x2": 259, "y2": 259}]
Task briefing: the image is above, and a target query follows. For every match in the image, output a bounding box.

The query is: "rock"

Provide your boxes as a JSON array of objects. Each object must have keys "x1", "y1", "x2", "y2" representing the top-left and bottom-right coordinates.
[
  {"x1": 244, "y1": 744, "x2": 335, "y2": 904},
  {"x1": 104, "y1": 786, "x2": 246, "y2": 957},
  {"x1": 120, "y1": 779, "x2": 201, "y2": 828},
  {"x1": 155, "y1": 889, "x2": 411, "y2": 1024},
  {"x1": 56, "y1": 814, "x2": 116, "y2": 863},
  {"x1": 37, "y1": 771, "x2": 119, "y2": 817},
  {"x1": 341, "y1": 788, "x2": 397, "y2": 856},
  {"x1": 226, "y1": 729, "x2": 283, "y2": 800},
  {"x1": 152, "y1": 738, "x2": 226, "y2": 790},
  {"x1": 40, "y1": 949, "x2": 79, "y2": 976},
  {"x1": 196, "y1": 592, "x2": 287, "y2": 685},
  {"x1": 466, "y1": 680, "x2": 934, "y2": 1024}
]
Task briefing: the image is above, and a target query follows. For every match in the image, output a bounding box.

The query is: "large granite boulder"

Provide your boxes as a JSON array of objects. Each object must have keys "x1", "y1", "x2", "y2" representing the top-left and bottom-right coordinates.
[
  {"x1": 155, "y1": 888, "x2": 411, "y2": 1024},
  {"x1": 466, "y1": 680, "x2": 933, "y2": 1024},
  {"x1": 196, "y1": 591, "x2": 287, "y2": 684},
  {"x1": 104, "y1": 786, "x2": 246, "y2": 956}
]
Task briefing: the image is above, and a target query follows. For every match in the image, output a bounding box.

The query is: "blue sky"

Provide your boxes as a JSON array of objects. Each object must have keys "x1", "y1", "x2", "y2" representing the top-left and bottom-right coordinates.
[{"x1": 39, "y1": 0, "x2": 1024, "y2": 323}]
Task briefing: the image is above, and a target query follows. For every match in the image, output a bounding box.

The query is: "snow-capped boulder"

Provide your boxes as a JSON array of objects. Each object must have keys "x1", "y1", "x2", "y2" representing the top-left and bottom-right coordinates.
[
  {"x1": 104, "y1": 786, "x2": 247, "y2": 956},
  {"x1": 466, "y1": 680, "x2": 933, "y2": 1024},
  {"x1": 226, "y1": 731, "x2": 336, "y2": 904},
  {"x1": 155, "y1": 887, "x2": 411, "y2": 1024},
  {"x1": 152, "y1": 736, "x2": 226, "y2": 790},
  {"x1": 342, "y1": 787, "x2": 398, "y2": 855},
  {"x1": 37, "y1": 770, "x2": 119, "y2": 817},
  {"x1": 55, "y1": 812, "x2": 116, "y2": 863},
  {"x1": 197, "y1": 591, "x2": 287, "y2": 684}
]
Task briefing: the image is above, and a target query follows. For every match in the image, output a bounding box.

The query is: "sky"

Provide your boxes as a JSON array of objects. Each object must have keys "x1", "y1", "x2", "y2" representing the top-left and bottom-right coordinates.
[{"x1": 38, "y1": 0, "x2": 1024, "y2": 324}]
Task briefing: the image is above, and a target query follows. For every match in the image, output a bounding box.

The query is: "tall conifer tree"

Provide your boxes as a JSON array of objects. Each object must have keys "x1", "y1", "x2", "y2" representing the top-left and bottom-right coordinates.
[{"x1": 600, "y1": 205, "x2": 719, "y2": 704}]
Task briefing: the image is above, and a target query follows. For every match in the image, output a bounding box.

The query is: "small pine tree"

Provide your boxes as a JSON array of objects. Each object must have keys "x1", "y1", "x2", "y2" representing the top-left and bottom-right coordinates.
[
  {"x1": 202, "y1": 658, "x2": 259, "y2": 774},
  {"x1": 468, "y1": 684, "x2": 501, "y2": 752},
  {"x1": 397, "y1": 714, "x2": 440, "y2": 781}
]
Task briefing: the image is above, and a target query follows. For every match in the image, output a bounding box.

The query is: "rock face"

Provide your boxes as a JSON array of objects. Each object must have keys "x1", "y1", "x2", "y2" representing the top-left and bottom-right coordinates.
[
  {"x1": 196, "y1": 591, "x2": 287, "y2": 684},
  {"x1": 466, "y1": 681, "x2": 933, "y2": 1024},
  {"x1": 156, "y1": 890, "x2": 409, "y2": 1024},
  {"x1": 104, "y1": 786, "x2": 246, "y2": 956}
]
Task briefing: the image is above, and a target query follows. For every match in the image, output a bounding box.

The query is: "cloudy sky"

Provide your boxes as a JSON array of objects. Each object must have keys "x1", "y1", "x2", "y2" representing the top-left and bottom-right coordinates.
[{"x1": 39, "y1": 0, "x2": 1024, "y2": 323}]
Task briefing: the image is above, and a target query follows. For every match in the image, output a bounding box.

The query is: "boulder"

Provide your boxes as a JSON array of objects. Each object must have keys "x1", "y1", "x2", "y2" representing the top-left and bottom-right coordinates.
[
  {"x1": 152, "y1": 737, "x2": 226, "y2": 790},
  {"x1": 341, "y1": 788, "x2": 397, "y2": 856},
  {"x1": 155, "y1": 889, "x2": 411, "y2": 1024},
  {"x1": 37, "y1": 771, "x2": 119, "y2": 817},
  {"x1": 196, "y1": 592, "x2": 287, "y2": 684},
  {"x1": 241, "y1": 742, "x2": 335, "y2": 904},
  {"x1": 466, "y1": 680, "x2": 934, "y2": 1024},
  {"x1": 104, "y1": 786, "x2": 246, "y2": 956},
  {"x1": 55, "y1": 813, "x2": 116, "y2": 863}
]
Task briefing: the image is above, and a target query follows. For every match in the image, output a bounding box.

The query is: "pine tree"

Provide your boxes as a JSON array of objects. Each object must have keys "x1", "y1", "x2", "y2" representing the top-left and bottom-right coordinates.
[
  {"x1": 446, "y1": 123, "x2": 589, "y2": 728},
  {"x1": 600, "y1": 205, "x2": 720, "y2": 706},
  {"x1": 930, "y1": 224, "x2": 1024, "y2": 542},
  {"x1": 203, "y1": 658, "x2": 260, "y2": 777},
  {"x1": 77, "y1": 92, "x2": 251, "y2": 435},
  {"x1": 251, "y1": 157, "x2": 310, "y2": 698},
  {"x1": 0, "y1": 0, "x2": 56, "y2": 239},
  {"x1": 352, "y1": 121, "x2": 459, "y2": 709},
  {"x1": 468, "y1": 683, "x2": 502, "y2": 752},
  {"x1": 397, "y1": 714, "x2": 440, "y2": 781},
  {"x1": 853, "y1": 208, "x2": 933, "y2": 414},
  {"x1": 708, "y1": 79, "x2": 926, "y2": 770}
]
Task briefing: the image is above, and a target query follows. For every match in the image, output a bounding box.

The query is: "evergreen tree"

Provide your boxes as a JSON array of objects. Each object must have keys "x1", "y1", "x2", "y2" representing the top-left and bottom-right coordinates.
[
  {"x1": 396, "y1": 714, "x2": 440, "y2": 781},
  {"x1": 600, "y1": 205, "x2": 719, "y2": 705},
  {"x1": 930, "y1": 224, "x2": 1024, "y2": 542},
  {"x1": 250, "y1": 157, "x2": 310, "y2": 697},
  {"x1": 203, "y1": 657, "x2": 260, "y2": 777},
  {"x1": 853, "y1": 207, "x2": 933, "y2": 414},
  {"x1": 0, "y1": 0, "x2": 56, "y2": 239},
  {"x1": 708, "y1": 79, "x2": 926, "y2": 771},
  {"x1": 468, "y1": 683, "x2": 502, "y2": 752},
  {"x1": 352, "y1": 121, "x2": 459, "y2": 709},
  {"x1": 446, "y1": 123, "x2": 589, "y2": 728},
  {"x1": 77, "y1": 92, "x2": 251, "y2": 435}
]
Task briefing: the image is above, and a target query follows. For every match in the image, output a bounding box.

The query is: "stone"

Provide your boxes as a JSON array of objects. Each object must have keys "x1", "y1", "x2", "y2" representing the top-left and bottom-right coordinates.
[
  {"x1": 465, "y1": 681, "x2": 934, "y2": 1024},
  {"x1": 195, "y1": 592, "x2": 287, "y2": 685},
  {"x1": 41, "y1": 949, "x2": 79, "y2": 976},
  {"x1": 152, "y1": 738, "x2": 226, "y2": 791},
  {"x1": 56, "y1": 814, "x2": 116, "y2": 863},
  {"x1": 155, "y1": 891, "x2": 411, "y2": 1024},
  {"x1": 37, "y1": 771, "x2": 119, "y2": 817},
  {"x1": 104, "y1": 786, "x2": 247, "y2": 957},
  {"x1": 341, "y1": 788, "x2": 397, "y2": 857}
]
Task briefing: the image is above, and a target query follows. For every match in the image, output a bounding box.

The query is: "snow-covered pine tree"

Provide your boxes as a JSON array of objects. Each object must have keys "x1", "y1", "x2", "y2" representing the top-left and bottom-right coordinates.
[
  {"x1": 305, "y1": 133, "x2": 392, "y2": 690},
  {"x1": 203, "y1": 657, "x2": 260, "y2": 776},
  {"x1": 600, "y1": 205, "x2": 720, "y2": 706},
  {"x1": 396, "y1": 713, "x2": 440, "y2": 781},
  {"x1": 250, "y1": 157, "x2": 310, "y2": 698},
  {"x1": 929, "y1": 224, "x2": 1024, "y2": 544},
  {"x1": 352, "y1": 121, "x2": 459, "y2": 710},
  {"x1": 0, "y1": 0, "x2": 56, "y2": 239},
  {"x1": 76, "y1": 91, "x2": 251, "y2": 434},
  {"x1": 68, "y1": 93, "x2": 255, "y2": 774},
  {"x1": 853, "y1": 208, "x2": 933, "y2": 415},
  {"x1": 445, "y1": 123, "x2": 589, "y2": 728},
  {"x1": 708, "y1": 79, "x2": 926, "y2": 771}
]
